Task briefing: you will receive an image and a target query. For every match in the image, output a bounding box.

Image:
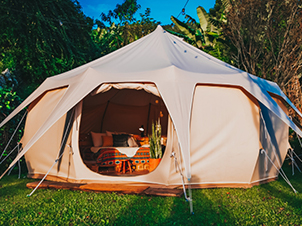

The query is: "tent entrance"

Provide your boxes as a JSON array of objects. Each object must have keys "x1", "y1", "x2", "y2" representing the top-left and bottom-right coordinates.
[{"x1": 78, "y1": 83, "x2": 169, "y2": 176}]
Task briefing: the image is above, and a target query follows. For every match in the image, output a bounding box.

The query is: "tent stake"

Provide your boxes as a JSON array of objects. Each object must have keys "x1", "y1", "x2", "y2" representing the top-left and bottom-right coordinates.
[{"x1": 170, "y1": 152, "x2": 194, "y2": 214}]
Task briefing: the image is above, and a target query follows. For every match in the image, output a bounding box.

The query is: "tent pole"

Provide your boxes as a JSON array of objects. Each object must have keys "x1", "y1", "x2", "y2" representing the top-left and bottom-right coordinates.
[
  {"x1": 100, "y1": 101, "x2": 110, "y2": 132},
  {"x1": 170, "y1": 151, "x2": 194, "y2": 214},
  {"x1": 146, "y1": 103, "x2": 151, "y2": 136},
  {"x1": 57, "y1": 109, "x2": 74, "y2": 172}
]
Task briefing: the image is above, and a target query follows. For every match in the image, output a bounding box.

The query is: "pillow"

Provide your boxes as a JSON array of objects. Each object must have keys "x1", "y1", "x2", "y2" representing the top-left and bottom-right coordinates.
[
  {"x1": 106, "y1": 131, "x2": 116, "y2": 136},
  {"x1": 112, "y1": 134, "x2": 129, "y2": 147},
  {"x1": 91, "y1": 132, "x2": 106, "y2": 147},
  {"x1": 102, "y1": 136, "x2": 113, "y2": 147},
  {"x1": 128, "y1": 136, "x2": 138, "y2": 147}
]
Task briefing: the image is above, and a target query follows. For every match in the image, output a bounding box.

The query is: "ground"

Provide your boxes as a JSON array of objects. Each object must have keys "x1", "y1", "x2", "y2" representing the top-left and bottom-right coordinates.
[{"x1": 0, "y1": 161, "x2": 302, "y2": 225}]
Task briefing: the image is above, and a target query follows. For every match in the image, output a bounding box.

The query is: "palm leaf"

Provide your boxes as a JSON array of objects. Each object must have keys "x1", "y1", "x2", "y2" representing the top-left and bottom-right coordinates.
[{"x1": 197, "y1": 6, "x2": 209, "y2": 31}]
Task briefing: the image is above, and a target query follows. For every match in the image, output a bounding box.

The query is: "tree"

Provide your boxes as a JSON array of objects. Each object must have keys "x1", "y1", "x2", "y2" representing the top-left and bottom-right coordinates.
[
  {"x1": 93, "y1": 0, "x2": 159, "y2": 55},
  {"x1": 223, "y1": 0, "x2": 302, "y2": 116},
  {"x1": 0, "y1": 0, "x2": 100, "y2": 98}
]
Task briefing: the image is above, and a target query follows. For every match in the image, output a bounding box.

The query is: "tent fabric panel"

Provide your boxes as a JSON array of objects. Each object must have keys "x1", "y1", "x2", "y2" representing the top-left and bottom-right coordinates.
[
  {"x1": 25, "y1": 116, "x2": 75, "y2": 179},
  {"x1": 21, "y1": 88, "x2": 67, "y2": 147},
  {"x1": 167, "y1": 117, "x2": 185, "y2": 185},
  {"x1": 79, "y1": 103, "x2": 107, "y2": 135},
  {"x1": 189, "y1": 85, "x2": 260, "y2": 184},
  {"x1": 251, "y1": 102, "x2": 289, "y2": 183},
  {"x1": 22, "y1": 88, "x2": 76, "y2": 178},
  {"x1": 155, "y1": 68, "x2": 197, "y2": 179},
  {"x1": 80, "y1": 87, "x2": 168, "y2": 135},
  {"x1": 101, "y1": 103, "x2": 150, "y2": 135}
]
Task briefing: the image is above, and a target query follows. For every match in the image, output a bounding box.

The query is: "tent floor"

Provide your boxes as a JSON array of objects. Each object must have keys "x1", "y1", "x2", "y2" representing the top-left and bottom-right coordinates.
[{"x1": 26, "y1": 181, "x2": 184, "y2": 197}]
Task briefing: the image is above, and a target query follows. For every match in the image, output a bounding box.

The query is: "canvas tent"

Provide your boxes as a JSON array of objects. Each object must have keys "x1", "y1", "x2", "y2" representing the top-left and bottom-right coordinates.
[{"x1": 1, "y1": 25, "x2": 302, "y2": 189}]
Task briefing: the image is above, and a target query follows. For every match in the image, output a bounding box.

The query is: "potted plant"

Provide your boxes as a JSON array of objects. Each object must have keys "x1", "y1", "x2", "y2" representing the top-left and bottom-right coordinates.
[{"x1": 148, "y1": 119, "x2": 162, "y2": 172}]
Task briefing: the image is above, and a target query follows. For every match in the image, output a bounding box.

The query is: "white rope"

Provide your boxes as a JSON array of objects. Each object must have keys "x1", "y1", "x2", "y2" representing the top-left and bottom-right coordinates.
[
  {"x1": 27, "y1": 110, "x2": 73, "y2": 197},
  {"x1": 292, "y1": 149, "x2": 302, "y2": 163},
  {"x1": 0, "y1": 111, "x2": 27, "y2": 160},
  {"x1": 286, "y1": 149, "x2": 302, "y2": 175},
  {"x1": 17, "y1": 143, "x2": 21, "y2": 179},
  {"x1": 0, "y1": 143, "x2": 20, "y2": 165},
  {"x1": 260, "y1": 111, "x2": 282, "y2": 168},
  {"x1": 260, "y1": 111, "x2": 298, "y2": 193},
  {"x1": 296, "y1": 133, "x2": 302, "y2": 149},
  {"x1": 27, "y1": 150, "x2": 66, "y2": 197},
  {"x1": 261, "y1": 149, "x2": 298, "y2": 193},
  {"x1": 170, "y1": 151, "x2": 194, "y2": 214},
  {"x1": 7, "y1": 144, "x2": 22, "y2": 177}
]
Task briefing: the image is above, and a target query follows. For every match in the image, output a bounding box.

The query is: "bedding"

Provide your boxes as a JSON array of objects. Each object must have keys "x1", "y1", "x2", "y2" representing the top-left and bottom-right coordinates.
[{"x1": 95, "y1": 147, "x2": 150, "y2": 170}]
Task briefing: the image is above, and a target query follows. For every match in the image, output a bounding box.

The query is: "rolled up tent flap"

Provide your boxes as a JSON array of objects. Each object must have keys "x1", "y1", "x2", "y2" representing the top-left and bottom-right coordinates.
[{"x1": 91, "y1": 83, "x2": 161, "y2": 97}]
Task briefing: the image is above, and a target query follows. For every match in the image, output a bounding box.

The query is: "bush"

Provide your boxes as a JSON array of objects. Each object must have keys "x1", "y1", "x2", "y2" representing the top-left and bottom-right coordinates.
[{"x1": 0, "y1": 86, "x2": 25, "y2": 174}]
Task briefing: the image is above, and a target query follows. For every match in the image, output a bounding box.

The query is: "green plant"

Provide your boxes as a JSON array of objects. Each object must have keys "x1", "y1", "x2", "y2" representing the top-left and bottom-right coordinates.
[
  {"x1": 148, "y1": 119, "x2": 162, "y2": 159},
  {"x1": 168, "y1": 3, "x2": 232, "y2": 63},
  {"x1": 0, "y1": 86, "x2": 24, "y2": 174}
]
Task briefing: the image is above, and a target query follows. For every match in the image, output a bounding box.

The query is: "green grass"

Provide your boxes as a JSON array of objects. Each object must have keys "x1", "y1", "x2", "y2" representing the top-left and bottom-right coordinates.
[{"x1": 0, "y1": 162, "x2": 302, "y2": 225}]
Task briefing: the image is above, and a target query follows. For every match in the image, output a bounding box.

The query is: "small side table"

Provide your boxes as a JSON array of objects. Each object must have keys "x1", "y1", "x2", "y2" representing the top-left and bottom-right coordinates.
[{"x1": 120, "y1": 159, "x2": 132, "y2": 174}]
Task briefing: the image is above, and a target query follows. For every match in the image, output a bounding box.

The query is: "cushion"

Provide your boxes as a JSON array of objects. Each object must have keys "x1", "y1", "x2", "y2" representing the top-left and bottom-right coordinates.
[
  {"x1": 102, "y1": 136, "x2": 113, "y2": 147},
  {"x1": 128, "y1": 136, "x2": 138, "y2": 147},
  {"x1": 112, "y1": 134, "x2": 129, "y2": 147},
  {"x1": 91, "y1": 132, "x2": 106, "y2": 147},
  {"x1": 106, "y1": 131, "x2": 116, "y2": 136}
]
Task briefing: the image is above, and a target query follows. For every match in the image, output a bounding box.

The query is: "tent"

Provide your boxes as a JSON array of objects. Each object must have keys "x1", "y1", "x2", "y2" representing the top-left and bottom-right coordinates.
[{"x1": 1, "y1": 25, "x2": 302, "y2": 189}]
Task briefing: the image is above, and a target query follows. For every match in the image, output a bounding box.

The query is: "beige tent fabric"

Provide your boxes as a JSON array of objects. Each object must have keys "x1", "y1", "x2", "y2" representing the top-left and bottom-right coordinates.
[
  {"x1": 1, "y1": 25, "x2": 301, "y2": 182},
  {"x1": 251, "y1": 98, "x2": 290, "y2": 184},
  {"x1": 23, "y1": 88, "x2": 76, "y2": 180},
  {"x1": 189, "y1": 85, "x2": 260, "y2": 184},
  {"x1": 92, "y1": 83, "x2": 160, "y2": 97}
]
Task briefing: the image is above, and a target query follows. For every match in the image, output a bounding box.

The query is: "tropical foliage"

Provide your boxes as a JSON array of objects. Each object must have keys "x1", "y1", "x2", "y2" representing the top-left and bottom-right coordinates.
[
  {"x1": 93, "y1": 0, "x2": 159, "y2": 55},
  {"x1": 149, "y1": 120, "x2": 162, "y2": 159},
  {"x1": 0, "y1": 85, "x2": 23, "y2": 174},
  {"x1": 169, "y1": 1, "x2": 231, "y2": 62}
]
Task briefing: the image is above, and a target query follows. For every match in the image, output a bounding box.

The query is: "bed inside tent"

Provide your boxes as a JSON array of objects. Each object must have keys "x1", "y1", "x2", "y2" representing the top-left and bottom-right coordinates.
[{"x1": 77, "y1": 83, "x2": 169, "y2": 176}]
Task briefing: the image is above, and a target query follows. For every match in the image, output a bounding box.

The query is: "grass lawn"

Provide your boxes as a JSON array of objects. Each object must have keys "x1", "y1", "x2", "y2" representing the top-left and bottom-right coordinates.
[{"x1": 0, "y1": 162, "x2": 302, "y2": 226}]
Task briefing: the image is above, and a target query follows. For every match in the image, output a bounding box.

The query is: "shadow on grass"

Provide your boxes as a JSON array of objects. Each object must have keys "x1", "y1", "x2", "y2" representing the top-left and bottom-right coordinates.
[
  {"x1": 261, "y1": 164, "x2": 302, "y2": 211},
  {"x1": 111, "y1": 189, "x2": 237, "y2": 225},
  {"x1": 1, "y1": 165, "x2": 302, "y2": 226}
]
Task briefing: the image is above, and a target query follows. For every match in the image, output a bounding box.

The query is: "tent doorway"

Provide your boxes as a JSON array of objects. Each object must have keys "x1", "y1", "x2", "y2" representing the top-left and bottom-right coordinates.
[{"x1": 78, "y1": 83, "x2": 169, "y2": 176}]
